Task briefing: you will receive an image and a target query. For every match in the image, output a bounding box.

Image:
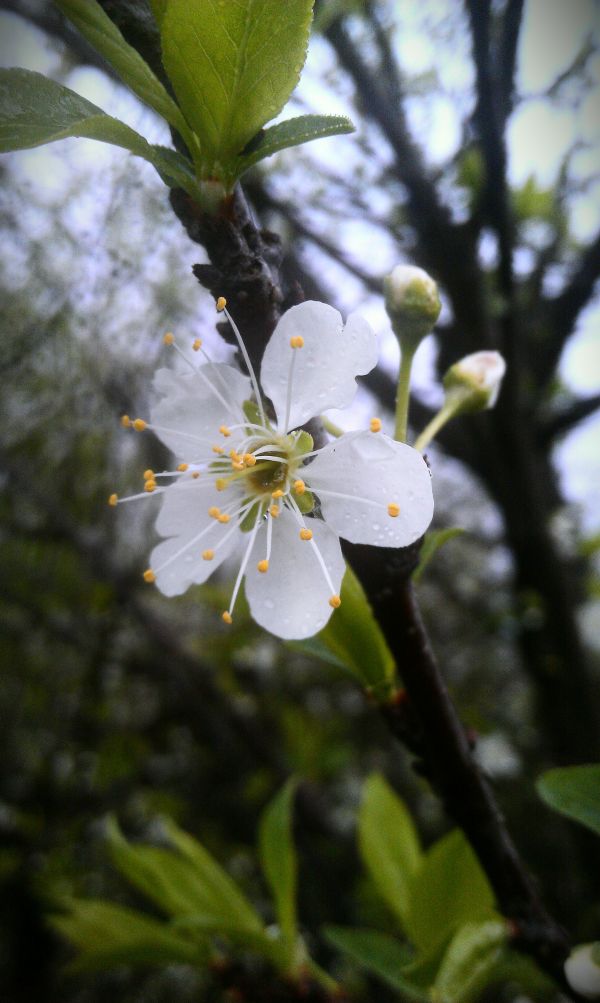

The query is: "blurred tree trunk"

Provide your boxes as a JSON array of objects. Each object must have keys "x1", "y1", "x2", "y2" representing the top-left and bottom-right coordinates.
[{"x1": 318, "y1": 0, "x2": 600, "y2": 765}]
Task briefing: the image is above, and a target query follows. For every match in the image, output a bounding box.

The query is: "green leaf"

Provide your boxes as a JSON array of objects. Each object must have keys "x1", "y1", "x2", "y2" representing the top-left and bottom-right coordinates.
[
  {"x1": 358, "y1": 774, "x2": 422, "y2": 930},
  {"x1": 148, "y1": 144, "x2": 203, "y2": 194},
  {"x1": 485, "y1": 949, "x2": 556, "y2": 998},
  {"x1": 324, "y1": 926, "x2": 426, "y2": 999},
  {"x1": 258, "y1": 779, "x2": 298, "y2": 949},
  {"x1": 107, "y1": 818, "x2": 263, "y2": 936},
  {"x1": 53, "y1": 0, "x2": 194, "y2": 146},
  {"x1": 287, "y1": 636, "x2": 350, "y2": 673},
  {"x1": 235, "y1": 114, "x2": 354, "y2": 173},
  {"x1": 406, "y1": 830, "x2": 496, "y2": 954},
  {"x1": 317, "y1": 565, "x2": 395, "y2": 692},
  {"x1": 150, "y1": 0, "x2": 168, "y2": 27},
  {"x1": 0, "y1": 69, "x2": 201, "y2": 199},
  {"x1": 513, "y1": 175, "x2": 556, "y2": 222},
  {"x1": 160, "y1": 0, "x2": 314, "y2": 173},
  {"x1": 161, "y1": 818, "x2": 266, "y2": 934},
  {"x1": 50, "y1": 899, "x2": 207, "y2": 972},
  {"x1": 412, "y1": 527, "x2": 464, "y2": 584},
  {"x1": 579, "y1": 531, "x2": 600, "y2": 557},
  {"x1": 432, "y1": 920, "x2": 507, "y2": 1003},
  {"x1": 536, "y1": 764, "x2": 600, "y2": 836}
]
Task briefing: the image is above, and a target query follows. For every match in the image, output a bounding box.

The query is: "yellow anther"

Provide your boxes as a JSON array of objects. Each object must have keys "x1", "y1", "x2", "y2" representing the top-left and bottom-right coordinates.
[
  {"x1": 208, "y1": 506, "x2": 221, "y2": 519},
  {"x1": 243, "y1": 453, "x2": 256, "y2": 466},
  {"x1": 133, "y1": 418, "x2": 147, "y2": 432},
  {"x1": 143, "y1": 568, "x2": 156, "y2": 583},
  {"x1": 232, "y1": 461, "x2": 245, "y2": 471},
  {"x1": 215, "y1": 478, "x2": 228, "y2": 491},
  {"x1": 121, "y1": 414, "x2": 131, "y2": 428},
  {"x1": 144, "y1": 480, "x2": 157, "y2": 493},
  {"x1": 218, "y1": 513, "x2": 230, "y2": 523},
  {"x1": 290, "y1": 335, "x2": 304, "y2": 348},
  {"x1": 388, "y1": 502, "x2": 400, "y2": 517},
  {"x1": 222, "y1": 610, "x2": 233, "y2": 624},
  {"x1": 370, "y1": 417, "x2": 382, "y2": 433},
  {"x1": 229, "y1": 449, "x2": 241, "y2": 461},
  {"x1": 269, "y1": 504, "x2": 280, "y2": 518},
  {"x1": 219, "y1": 425, "x2": 231, "y2": 437},
  {"x1": 271, "y1": 488, "x2": 284, "y2": 499},
  {"x1": 143, "y1": 469, "x2": 154, "y2": 481},
  {"x1": 293, "y1": 479, "x2": 305, "y2": 494},
  {"x1": 108, "y1": 493, "x2": 118, "y2": 507},
  {"x1": 212, "y1": 445, "x2": 225, "y2": 454},
  {"x1": 257, "y1": 559, "x2": 269, "y2": 573},
  {"x1": 177, "y1": 463, "x2": 189, "y2": 472},
  {"x1": 329, "y1": 594, "x2": 342, "y2": 609},
  {"x1": 299, "y1": 528, "x2": 313, "y2": 541},
  {"x1": 192, "y1": 471, "x2": 200, "y2": 479},
  {"x1": 202, "y1": 549, "x2": 215, "y2": 561},
  {"x1": 163, "y1": 332, "x2": 174, "y2": 346},
  {"x1": 192, "y1": 338, "x2": 202, "y2": 351},
  {"x1": 216, "y1": 296, "x2": 227, "y2": 312}
]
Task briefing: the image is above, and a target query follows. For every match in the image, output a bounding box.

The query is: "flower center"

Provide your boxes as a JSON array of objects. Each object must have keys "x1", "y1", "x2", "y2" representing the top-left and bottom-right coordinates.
[{"x1": 246, "y1": 452, "x2": 288, "y2": 495}]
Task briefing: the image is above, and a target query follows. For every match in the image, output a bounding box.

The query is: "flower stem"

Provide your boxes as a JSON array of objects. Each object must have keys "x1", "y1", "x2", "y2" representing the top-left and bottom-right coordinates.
[
  {"x1": 394, "y1": 345, "x2": 416, "y2": 442},
  {"x1": 413, "y1": 398, "x2": 460, "y2": 452}
]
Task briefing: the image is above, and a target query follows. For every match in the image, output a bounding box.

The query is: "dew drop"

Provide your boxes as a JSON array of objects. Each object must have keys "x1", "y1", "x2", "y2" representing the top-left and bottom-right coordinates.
[{"x1": 372, "y1": 522, "x2": 380, "y2": 531}]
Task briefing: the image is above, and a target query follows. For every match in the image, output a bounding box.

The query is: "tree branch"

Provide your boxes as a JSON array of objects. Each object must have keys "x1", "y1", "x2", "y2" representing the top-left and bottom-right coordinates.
[
  {"x1": 498, "y1": 0, "x2": 525, "y2": 120},
  {"x1": 465, "y1": 0, "x2": 514, "y2": 308},
  {"x1": 538, "y1": 392, "x2": 600, "y2": 444},
  {"x1": 355, "y1": 574, "x2": 578, "y2": 993},
  {"x1": 540, "y1": 229, "x2": 600, "y2": 387},
  {"x1": 247, "y1": 181, "x2": 382, "y2": 292}
]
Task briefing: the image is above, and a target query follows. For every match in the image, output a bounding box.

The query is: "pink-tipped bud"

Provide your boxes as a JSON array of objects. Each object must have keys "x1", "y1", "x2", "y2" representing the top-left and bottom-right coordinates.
[{"x1": 443, "y1": 350, "x2": 506, "y2": 412}]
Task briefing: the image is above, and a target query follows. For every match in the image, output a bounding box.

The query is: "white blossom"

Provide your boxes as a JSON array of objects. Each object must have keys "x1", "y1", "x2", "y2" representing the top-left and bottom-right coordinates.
[
  {"x1": 111, "y1": 300, "x2": 434, "y2": 640},
  {"x1": 565, "y1": 944, "x2": 600, "y2": 999}
]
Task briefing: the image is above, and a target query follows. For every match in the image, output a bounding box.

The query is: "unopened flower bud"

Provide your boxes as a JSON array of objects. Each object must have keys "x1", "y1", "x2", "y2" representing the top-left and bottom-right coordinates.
[
  {"x1": 384, "y1": 264, "x2": 441, "y2": 349},
  {"x1": 565, "y1": 944, "x2": 600, "y2": 999},
  {"x1": 443, "y1": 350, "x2": 506, "y2": 413}
]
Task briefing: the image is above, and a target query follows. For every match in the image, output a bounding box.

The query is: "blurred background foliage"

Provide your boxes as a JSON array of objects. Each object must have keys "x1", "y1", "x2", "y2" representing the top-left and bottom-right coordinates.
[{"x1": 0, "y1": 0, "x2": 599, "y2": 1000}]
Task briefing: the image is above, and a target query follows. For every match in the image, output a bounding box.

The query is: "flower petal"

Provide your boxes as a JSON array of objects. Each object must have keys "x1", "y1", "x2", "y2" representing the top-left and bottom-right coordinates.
[
  {"x1": 305, "y1": 431, "x2": 434, "y2": 547},
  {"x1": 150, "y1": 364, "x2": 251, "y2": 459},
  {"x1": 260, "y1": 302, "x2": 377, "y2": 431},
  {"x1": 150, "y1": 479, "x2": 244, "y2": 596},
  {"x1": 245, "y1": 507, "x2": 346, "y2": 640}
]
